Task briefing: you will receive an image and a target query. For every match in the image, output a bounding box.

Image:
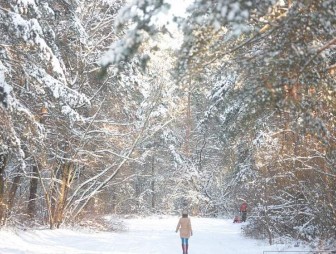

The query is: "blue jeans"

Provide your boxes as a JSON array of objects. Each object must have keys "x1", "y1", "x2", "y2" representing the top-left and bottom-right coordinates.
[
  {"x1": 181, "y1": 238, "x2": 189, "y2": 245},
  {"x1": 181, "y1": 238, "x2": 189, "y2": 254}
]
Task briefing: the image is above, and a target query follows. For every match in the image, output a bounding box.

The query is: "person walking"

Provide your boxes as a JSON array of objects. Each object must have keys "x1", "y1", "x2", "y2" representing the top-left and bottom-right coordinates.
[
  {"x1": 240, "y1": 202, "x2": 248, "y2": 222},
  {"x1": 176, "y1": 210, "x2": 193, "y2": 254}
]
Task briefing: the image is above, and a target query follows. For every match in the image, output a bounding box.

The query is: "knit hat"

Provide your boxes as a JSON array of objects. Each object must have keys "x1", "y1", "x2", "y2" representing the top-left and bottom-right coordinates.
[{"x1": 182, "y1": 210, "x2": 188, "y2": 215}]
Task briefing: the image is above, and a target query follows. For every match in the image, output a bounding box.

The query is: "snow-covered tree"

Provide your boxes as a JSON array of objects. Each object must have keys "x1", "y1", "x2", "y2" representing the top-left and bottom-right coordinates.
[{"x1": 99, "y1": 0, "x2": 335, "y2": 244}]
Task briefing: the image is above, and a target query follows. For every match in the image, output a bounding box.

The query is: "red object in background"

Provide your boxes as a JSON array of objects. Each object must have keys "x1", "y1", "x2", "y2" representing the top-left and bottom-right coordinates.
[{"x1": 240, "y1": 202, "x2": 247, "y2": 212}]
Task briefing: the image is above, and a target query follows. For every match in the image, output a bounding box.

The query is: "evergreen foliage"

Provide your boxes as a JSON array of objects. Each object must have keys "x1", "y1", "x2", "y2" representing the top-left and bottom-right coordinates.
[{"x1": 0, "y1": 0, "x2": 335, "y2": 247}]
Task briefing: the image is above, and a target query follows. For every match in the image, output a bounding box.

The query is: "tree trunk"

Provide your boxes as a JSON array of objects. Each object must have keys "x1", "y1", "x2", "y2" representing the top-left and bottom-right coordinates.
[
  {"x1": 0, "y1": 155, "x2": 8, "y2": 225},
  {"x1": 0, "y1": 163, "x2": 5, "y2": 225},
  {"x1": 50, "y1": 169, "x2": 58, "y2": 228},
  {"x1": 27, "y1": 165, "x2": 39, "y2": 219},
  {"x1": 54, "y1": 162, "x2": 73, "y2": 228},
  {"x1": 185, "y1": 90, "x2": 192, "y2": 155},
  {"x1": 151, "y1": 156, "x2": 155, "y2": 210},
  {"x1": 7, "y1": 175, "x2": 21, "y2": 210}
]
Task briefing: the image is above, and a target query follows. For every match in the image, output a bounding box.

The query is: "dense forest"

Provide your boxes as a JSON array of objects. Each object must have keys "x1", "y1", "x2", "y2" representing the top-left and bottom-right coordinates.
[{"x1": 0, "y1": 0, "x2": 335, "y2": 247}]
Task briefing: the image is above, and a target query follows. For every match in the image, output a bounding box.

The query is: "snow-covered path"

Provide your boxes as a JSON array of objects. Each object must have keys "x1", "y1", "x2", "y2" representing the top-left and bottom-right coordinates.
[{"x1": 0, "y1": 217, "x2": 306, "y2": 254}]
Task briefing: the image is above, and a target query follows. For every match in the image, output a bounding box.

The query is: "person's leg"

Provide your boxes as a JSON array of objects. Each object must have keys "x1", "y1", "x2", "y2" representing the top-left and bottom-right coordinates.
[
  {"x1": 242, "y1": 212, "x2": 247, "y2": 222},
  {"x1": 186, "y1": 238, "x2": 189, "y2": 254},
  {"x1": 181, "y1": 238, "x2": 186, "y2": 254}
]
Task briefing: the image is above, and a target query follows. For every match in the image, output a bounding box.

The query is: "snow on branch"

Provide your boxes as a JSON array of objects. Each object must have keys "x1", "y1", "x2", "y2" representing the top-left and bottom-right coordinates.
[
  {"x1": 0, "y1": 60, "x2": 10, "y2": 108},
  {"x1": 28, "y1": 67, "x2": 91, "y2": 121},
  {"x1": 100, "y1": 0, "x2": 170, "y2": 68},
  {"x1": 8, "y1": 12, "x2": 67, "y2": 82},
  {"x1": 1, "y1": 63, "x2": 44, "y2": 137},
  {"x1": 13, "y1": 0, "x2": 39, "y2": 14},
  {"x1": 100, "y1": 29, "x2": 144, "y2": 67}
]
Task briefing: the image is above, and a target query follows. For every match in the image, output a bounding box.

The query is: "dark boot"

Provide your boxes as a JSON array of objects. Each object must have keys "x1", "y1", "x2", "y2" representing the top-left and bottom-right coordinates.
[
  {"x1": 182, "y1": 244, "x2": 186, "y2": 254},
  {"x1": 186, "y1": 244, "x2": 189, "y2": 254}
]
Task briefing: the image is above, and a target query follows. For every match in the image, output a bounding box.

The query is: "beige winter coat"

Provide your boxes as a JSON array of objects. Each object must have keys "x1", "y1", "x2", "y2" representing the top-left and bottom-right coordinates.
[{"x1": 176, "y1": 217, "x2": 193, "y2": 238}]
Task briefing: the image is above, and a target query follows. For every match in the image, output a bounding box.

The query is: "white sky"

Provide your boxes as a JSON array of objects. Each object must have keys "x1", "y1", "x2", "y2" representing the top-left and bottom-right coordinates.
[
  {"x1": 166, "y1": 0, "x2": 192, "y2": 18},
  {"x1": 147, "y1": 0, "x2": 193, "y2": 50},
  {"x1": 153, "y1": 0, "x2": 192, "y2": 28},
  {"x1": 0, "y1": 216, "x2": 310, "y2": 253}
]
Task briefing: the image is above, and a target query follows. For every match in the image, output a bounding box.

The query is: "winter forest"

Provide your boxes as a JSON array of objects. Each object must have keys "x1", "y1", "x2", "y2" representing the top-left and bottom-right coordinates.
[{"x1": 0, "y1": 0, "x2": 335, "y2": 249}]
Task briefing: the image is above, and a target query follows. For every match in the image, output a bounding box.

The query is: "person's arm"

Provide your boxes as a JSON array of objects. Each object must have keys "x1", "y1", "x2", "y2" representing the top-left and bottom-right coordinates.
[{"x1": 176, "y1": 219, "x2": 181, "y2": 233}]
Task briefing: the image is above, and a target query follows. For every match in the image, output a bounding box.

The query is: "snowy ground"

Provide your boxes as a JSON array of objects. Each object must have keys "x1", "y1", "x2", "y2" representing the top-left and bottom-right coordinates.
[{"x1": 0, "y1": 216, "x2": 310, "y2": 254}]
